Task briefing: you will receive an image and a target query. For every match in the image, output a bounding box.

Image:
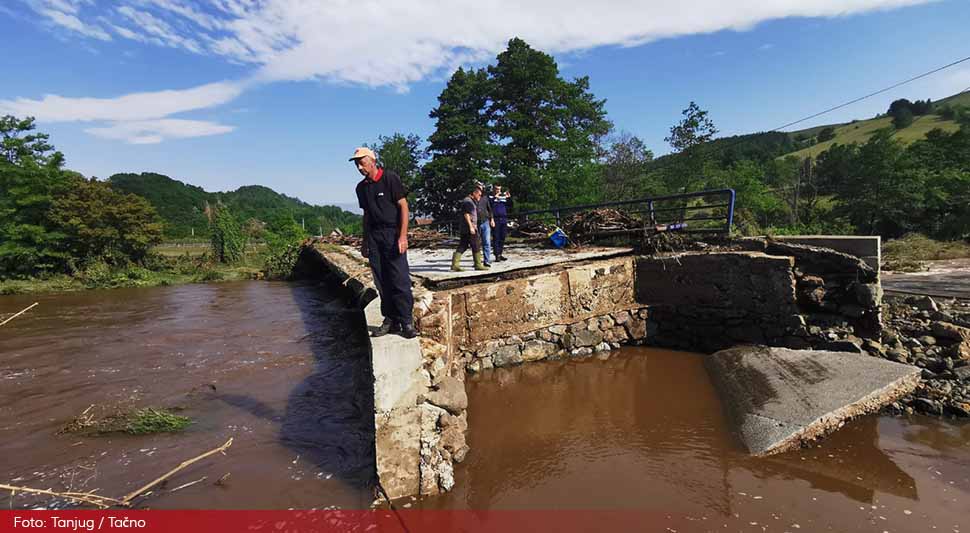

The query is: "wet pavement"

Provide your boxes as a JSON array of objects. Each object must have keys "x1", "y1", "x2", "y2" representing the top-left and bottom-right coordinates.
[
  {"x1": 423, "y1": 347, "x2": 970, "y2": 533},
  {"x1": 0, "y1": 281, "x2": 376, "y2": 509}
]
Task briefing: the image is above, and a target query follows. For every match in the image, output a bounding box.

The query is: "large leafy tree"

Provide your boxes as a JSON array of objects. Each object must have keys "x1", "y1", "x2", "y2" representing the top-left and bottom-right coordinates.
[
  {"x1": 600, "y1": 132, "x2": 658, "y2": 200},
  {"x1": 419, "y1": 67, "x2": 494, "y2": 218},
  {"x1": 488, "y1": 38, "x2": 611, "y2": 210},
  {"x1": 50, "y1": 176, "x2": 164, "y2": 264},
  {"x1": 0, "y1": 116, "x2": 71, "y2": 277}
]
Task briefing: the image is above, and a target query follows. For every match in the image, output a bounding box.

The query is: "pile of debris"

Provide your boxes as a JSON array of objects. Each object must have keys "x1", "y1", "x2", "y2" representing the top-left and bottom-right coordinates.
[
  {"x1": 510, "y1": 219, "x2": 552, "y2": 239},
  {"x1": 315, "y1": 227, "x2": 449, "y2": 249},
  {"x1": 875, "y1": 295, "x2": 970, "y2": 417},
  {"x1": 563, "y1": 209, "x2": 640, "y2": 244},
  {"x1": 408, "y1": 227, "x2": 449, "y2": 249}
]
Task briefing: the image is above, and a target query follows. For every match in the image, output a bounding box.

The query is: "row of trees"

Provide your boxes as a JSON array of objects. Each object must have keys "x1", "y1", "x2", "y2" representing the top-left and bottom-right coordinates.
[{"x1": 1, "y1": 116, "x2": 164, "y2": 279}]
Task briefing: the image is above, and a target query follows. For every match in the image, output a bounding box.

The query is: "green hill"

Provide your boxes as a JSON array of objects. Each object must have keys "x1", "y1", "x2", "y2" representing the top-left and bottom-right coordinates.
[
  {"x1": 108, "y1": 173, "x2": 360, "y2": 239},
  {"x1": 783, "y1": 91, "x2": 968, "y2": 159}
]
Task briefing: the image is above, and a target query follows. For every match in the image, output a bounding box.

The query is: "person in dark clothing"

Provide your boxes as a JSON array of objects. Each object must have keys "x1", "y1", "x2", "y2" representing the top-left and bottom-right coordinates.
[
  {"x1": 451, "y1": 184, "x2": 488, "y2": 272},
  {"x1": 352, "y1": 147, "x2": 416, "y2": 338},
  {"x1": 489, "y1": 184, "x2": 511, "y2": 261},
  {"x1": 475, "y1": 184, "x2": 495, "y2": 266}
]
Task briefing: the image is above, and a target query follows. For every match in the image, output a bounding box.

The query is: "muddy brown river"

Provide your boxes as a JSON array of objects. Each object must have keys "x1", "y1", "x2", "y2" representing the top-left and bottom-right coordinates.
[{"x1": 2, "y1": 282, "x2": 969, "y2": 533}]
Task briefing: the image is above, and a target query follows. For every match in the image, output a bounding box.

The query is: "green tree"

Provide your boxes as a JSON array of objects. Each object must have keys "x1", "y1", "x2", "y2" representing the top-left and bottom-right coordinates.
[
  {"x1": 665, "y1": 101, "x2": 718, "y2": 193},
  {"x1": 892, "y1": 106, "x2": 914, "y2": 129},
  {"x1": 50, "y1": 176, "x2": 164, "y2": 265},
  {"x1": 0, "y1": 117, "x2": 71, "y2": 277},
  {"x1": 420, "y1": 67, "x2": 494, "y2": 219},
  {"x1": 488, "y1": 38, "x2": 611, "y2": 210},
  {"x1": 600, "y1": 132, "x2": 658, "y2": 200},
  {"x1": 835, "y1": 129, "x2": 922, "y2": 237},
  {"x1": 207, "y1": 203, "x2": 245, "y2": 263},
  {"x1": 368, "y1": 133, "x2": 425, "y2": 192},
  {"x1": 817, "y1": 127, "x2": 836, "y2": 142}
]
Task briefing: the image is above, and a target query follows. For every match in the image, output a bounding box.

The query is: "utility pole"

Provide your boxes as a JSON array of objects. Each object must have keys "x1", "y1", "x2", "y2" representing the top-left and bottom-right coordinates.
[{"x1": 301, "y1": 218, "x2": 305, "y2": 231}]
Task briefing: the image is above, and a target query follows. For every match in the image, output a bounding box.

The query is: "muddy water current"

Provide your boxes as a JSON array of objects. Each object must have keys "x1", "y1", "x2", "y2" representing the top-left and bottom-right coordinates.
[
  {"x1": 0, "y1": 281, "x2": 376, "y2": 509},
  {"x1": 2, "y1": 284, "x2": 969, "y2": 532},
  {"x1": 424, "y1": 348, "x2": 970, "y2": 533}
]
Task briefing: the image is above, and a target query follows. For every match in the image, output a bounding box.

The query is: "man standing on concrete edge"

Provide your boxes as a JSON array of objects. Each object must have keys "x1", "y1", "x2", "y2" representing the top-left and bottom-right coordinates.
[{"x1": 352, "y1": 147, "x2": 417, "y2": 338}]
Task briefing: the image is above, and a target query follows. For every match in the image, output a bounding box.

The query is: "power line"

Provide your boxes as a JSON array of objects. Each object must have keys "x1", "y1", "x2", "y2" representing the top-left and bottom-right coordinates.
[
  {"x1": 767, "y1": 55, "x2": 970, "y2": 133},
  {"x1": 621, "y1": 54, "x2": 970, "y2": 185}
]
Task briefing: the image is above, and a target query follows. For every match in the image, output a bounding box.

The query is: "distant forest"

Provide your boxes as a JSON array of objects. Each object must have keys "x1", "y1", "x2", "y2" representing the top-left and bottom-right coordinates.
[{"x1": 109, "y1": 172, "x2": 361, "y2": 239}]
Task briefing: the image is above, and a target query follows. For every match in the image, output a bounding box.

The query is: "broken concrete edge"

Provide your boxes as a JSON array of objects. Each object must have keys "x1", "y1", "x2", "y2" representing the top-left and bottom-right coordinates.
[
  {"x1": 772, "y1": 235, "x2": 880, "y2": 272},
  {"x1": 754, "y1": 370, "x2": 921, "y2": 456},
  {"x1": 302, "y1": 243, "x2": 463, "y2": 502},
  {"x1": 704, "y1": 346, "x2": 921, "y2": 457}
]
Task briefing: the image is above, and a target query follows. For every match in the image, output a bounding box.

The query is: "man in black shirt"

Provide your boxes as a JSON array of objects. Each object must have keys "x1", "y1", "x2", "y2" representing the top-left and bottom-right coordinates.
[{"x1": 352, "y1": 147, "x2": 416, "y2": 338}]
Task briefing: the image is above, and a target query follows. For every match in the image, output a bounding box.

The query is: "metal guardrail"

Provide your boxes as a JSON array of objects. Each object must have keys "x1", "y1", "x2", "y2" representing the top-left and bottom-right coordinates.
[{"x1": 423, "y1": 188, "x2": 736, "y2": 240}]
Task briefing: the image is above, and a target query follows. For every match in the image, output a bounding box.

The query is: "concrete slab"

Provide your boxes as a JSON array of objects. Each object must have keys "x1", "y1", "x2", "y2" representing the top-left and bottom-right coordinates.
[
  {"x1": 339, "y1": 243, "x2": 633, "y2": 283},
  {"x1": 704, "y1": 346, "x2": 920, "y2": 456}
]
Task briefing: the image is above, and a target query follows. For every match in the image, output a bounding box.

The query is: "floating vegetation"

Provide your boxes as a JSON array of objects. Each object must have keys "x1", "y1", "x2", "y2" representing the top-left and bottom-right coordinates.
[{"x1": 60, "y1": 405, "x2": 191, "y2": 436}]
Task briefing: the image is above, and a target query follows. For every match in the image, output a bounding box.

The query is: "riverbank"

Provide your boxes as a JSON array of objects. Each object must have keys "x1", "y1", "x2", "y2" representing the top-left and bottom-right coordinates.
[
  {"x1": 0, "y1": 261, "x2": 263, "y2": 296},
  {"x1": 0, "y1": 241, "x2": 299, "y2": 296}
]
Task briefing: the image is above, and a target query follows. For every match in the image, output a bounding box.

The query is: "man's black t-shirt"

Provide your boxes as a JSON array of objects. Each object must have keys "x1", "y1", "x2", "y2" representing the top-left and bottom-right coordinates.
[{"x1": 356, "y1": 169, "x2": 406, "y2": 230}]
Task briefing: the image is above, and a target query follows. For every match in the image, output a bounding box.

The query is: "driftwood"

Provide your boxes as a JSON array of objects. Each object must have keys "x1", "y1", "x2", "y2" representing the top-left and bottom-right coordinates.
[
  {"x1": 121, "y1": 437, "x2": 233, "y2": 504},
  {"x1": 0, "y1": 484, "x2": 122, "y2": 509},
  {"x1": 0, "y1": 302, "x2": 38, "y2": 327},
  {"x1": 1, "y1": 438, "x2": 234, "y2": 509},
  {"x1": 167, "y1": 477, "x2": 207, "y2": 494}
]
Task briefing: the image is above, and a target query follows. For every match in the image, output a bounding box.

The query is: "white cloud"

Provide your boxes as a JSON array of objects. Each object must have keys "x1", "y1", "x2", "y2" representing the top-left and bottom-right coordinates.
[
  {"x1": 5, "y1": 0, "x2": 941, "y2": 143},
  {"x1": 85, "y1": 119, "x2": 234, "y2": 144},
  {"x1": 29, "y1": 0, "x2": 112, "y2": 40},
  {"x1": 21, "y1": 0, "x2": 934, "y2": 88},
  {"x1": 0, "y1": 80, "x2": 244, "y2": 143},
  {"x1": 0, "y1": 81, "x2": 245, "y2": 122}
]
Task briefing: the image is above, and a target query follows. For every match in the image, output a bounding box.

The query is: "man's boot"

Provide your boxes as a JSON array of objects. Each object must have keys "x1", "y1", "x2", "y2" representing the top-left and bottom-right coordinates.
[
  {"x1": 399, "y1": 321, "x2": 418, "y2": 339},
  {"x1": 450, "y1": 251, "x2": 464, "y2": 272},
  {"x1": 473, "y1": 251, "x2": 489, "y2": 270},
  {"x1": 372, "y1": 317, "x2": 394, "y2": 337}
]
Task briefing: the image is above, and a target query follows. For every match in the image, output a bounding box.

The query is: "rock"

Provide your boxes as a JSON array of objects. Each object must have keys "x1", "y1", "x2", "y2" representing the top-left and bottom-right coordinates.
[
  {"x1": 491, "y1": 344, "x2": 522, "y2": 367},
  {"x1": 520, "y1": 339, "x2": 557, "y2": 362},
  {"x1": 948, "y1": 402, "x2": 970, "y2": 417},
  {"x1": 599, "y1": 316, "x2": 615, "y2": 330},
  {"x1": 549, "y1": 325, "x2": 567, "y2": 336},
  {"x1": 954, "y1": 366, "x2": 970, "y2": 381},
  {"x1": 942, "y1": 343, "x2": 970, "y2": 361},
  {"x1": 570, "y1": 347, "x2": 593, "y2": 357},
  {"x1": 466, "y1": 360, "x2": 481, "y2": 373},
  {"x1": 539, "y1": 329, "x2": 555, "y2": 342},
  {"x1": 439, "y1": 425, "x2": 466, "y2": 453},
  {"x1": 913, "y1": 398, "x2": 942, "y2": 416},
  {"x1": 614, "y1": 310, "x2": 631, "y2": 325},
  {"x1": 919, "y1": 335, "x2": 937, "y2": 346},
  {"x1": 624, "y1": 318, "x2": 647, "y2": 340},
  {"x1": 797, "y1": 275, "x2": 826, "y2": 306},
  {"x1": 903, "y1": 337, "x2": 923, "y2": 349},
  {"x1": 594, "y1": 342, "x2": 611, "y2": 352},
  {"x1": 863, "y1": 340, "x2": 885, "y2": 355},
  {"x1": 426, "y1": 376, "x2": 468, "y2": 415},
  {"x1": 480, "y1": 357, "x2": 494, "y2": 371},
  {"x1": 571, "y1": 328, "x2": 603, "y2": 348},
  {"x1": 913, "y1": 296, "x2": 939, "y2": 312},
  {"x1": 887, "y1": 348, "x2": 909, "y2": 363},
  {"x1": 931, "y1": 322, "x2": 970, "y2": 342},
  {"x1": 854, "y1": 283, "x2": 883, "y2": 308},
  {"x1": 452, "y1": 445, "x2": 469, "y2": 463}
]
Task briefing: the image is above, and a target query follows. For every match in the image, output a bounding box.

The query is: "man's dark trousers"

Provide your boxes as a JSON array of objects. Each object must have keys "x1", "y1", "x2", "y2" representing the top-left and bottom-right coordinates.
[
  {"x1": 366, "y1": 226, "x2": 413, "y2": 326},
  {"x1": 493, "y1": 218, "x2": 508, "y2": 258}
]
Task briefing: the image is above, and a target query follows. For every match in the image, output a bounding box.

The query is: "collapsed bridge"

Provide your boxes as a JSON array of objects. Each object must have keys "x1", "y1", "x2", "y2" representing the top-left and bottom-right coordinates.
[{"x1": 295, "y1": 190, "x2": 918, "y2": 502}]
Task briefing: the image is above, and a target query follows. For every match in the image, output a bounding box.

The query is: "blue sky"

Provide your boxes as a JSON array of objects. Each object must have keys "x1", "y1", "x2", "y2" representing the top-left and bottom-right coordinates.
[{"x1": 1, "y1": 0, "x2": 968, "y2": 209}]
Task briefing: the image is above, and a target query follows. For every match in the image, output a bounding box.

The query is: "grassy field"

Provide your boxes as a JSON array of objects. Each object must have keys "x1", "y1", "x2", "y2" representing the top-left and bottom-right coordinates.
[
  {"x1": 883, "y1": 234, "x2": 970, "y2": 272},
  {"x1": 785, "y1": 114, "x2": 961, "y2": 159}
]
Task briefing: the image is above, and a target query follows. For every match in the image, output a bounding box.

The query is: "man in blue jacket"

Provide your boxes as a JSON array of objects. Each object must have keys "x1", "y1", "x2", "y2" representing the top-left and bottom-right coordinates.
[{"x1": 489, "y1": 184, "x2": 511, "y2": 261}]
